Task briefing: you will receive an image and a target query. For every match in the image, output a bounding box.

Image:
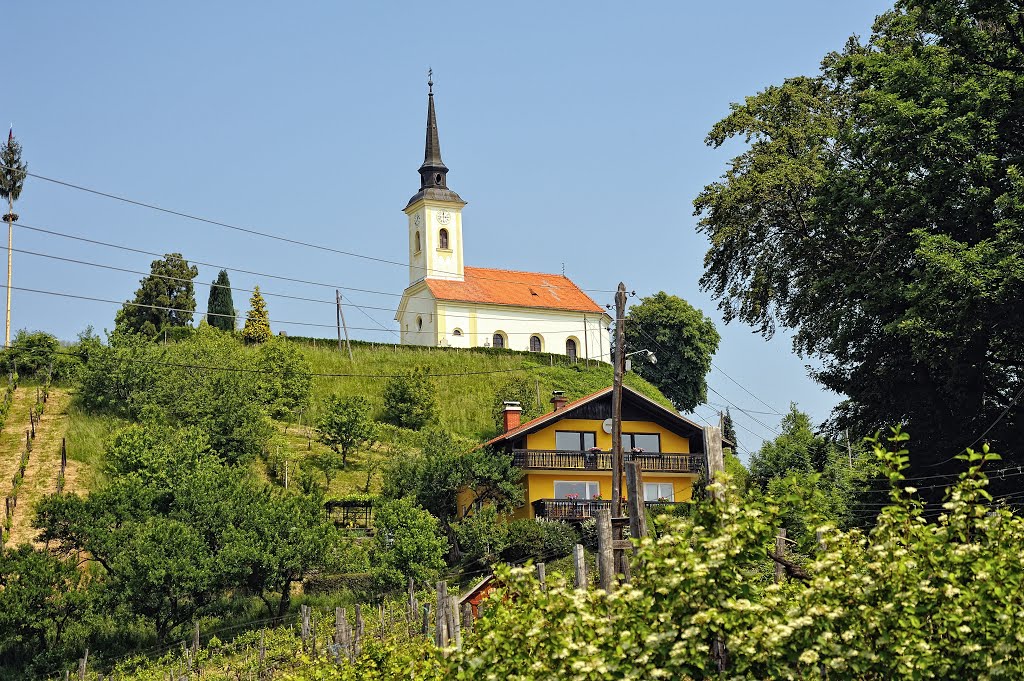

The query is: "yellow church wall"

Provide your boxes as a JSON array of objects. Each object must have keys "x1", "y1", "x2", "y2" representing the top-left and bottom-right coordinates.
[{"x1": 524, "y1": 419, "x2": 691, "y2": 454}]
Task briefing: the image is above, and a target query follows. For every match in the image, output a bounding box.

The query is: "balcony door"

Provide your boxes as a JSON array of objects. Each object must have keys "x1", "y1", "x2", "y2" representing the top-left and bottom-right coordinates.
[
  {"x1": 554, "y1": 480, "x2": 601, "y2": 500},
  {"x1": 555, "y1": 430, "x2": 597, "y2": 451}
]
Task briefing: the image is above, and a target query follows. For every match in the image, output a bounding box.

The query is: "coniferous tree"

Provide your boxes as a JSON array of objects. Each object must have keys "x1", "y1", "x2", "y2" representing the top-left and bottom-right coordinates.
[
  {"x1": 205, "y1": 270, "x2": 236, "y2": 331},
  {"x1": 0, "y1": 130, "x2": 27, "y2": 214},
  {"x1": 242, "y1": 286, "x2": 271, "y2": 344},
  {"x1": 115, "y1": 253, "x2": 198, "y2": 337},
  {"x1": 722, "y1": 407, "x2": 738, "y2": 451}
]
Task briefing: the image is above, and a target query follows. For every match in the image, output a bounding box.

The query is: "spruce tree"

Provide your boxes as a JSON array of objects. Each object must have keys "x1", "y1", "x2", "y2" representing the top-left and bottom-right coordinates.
[
  {"x1": 206, "y1": 269, "x2": 236, "y2": 331},
  {"x1": 722, "y1": 407, "x2": 738, "y2": 451},
  {"x1": 242, "y1": 286, "x2": 271, "y2": 344},
  {"x1": 115, "y1": 253, "x2": 198, "y2": 337}
]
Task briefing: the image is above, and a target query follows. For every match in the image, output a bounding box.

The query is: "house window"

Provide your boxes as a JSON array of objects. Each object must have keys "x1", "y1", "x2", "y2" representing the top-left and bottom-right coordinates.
[
  {"x1": 529, "y1": 335, "x2": 542, "y2": 352},
  {"x1": 555, "y1": 431, "x2": 597, "y2": 451},
  {"x1": 624, "y1": 433, "x2": 661, "y2": 452},
  {"x1": 492, "y1": 332, "x2": 506, "y2": 349},
  {"x1": 414, "y1": 231, "x2": 421, "y2": 252},
  {"x1": 566, "y1": 338, "x2": 578, "y2": 361},
  {"x1": 554, "y1": 480, "x2": 601, "y2": 500},
  {"x1": 439, "y1": 228, "x2": 449, "y2": 249},
  {"x1": 452, "y1": 328, "x2": 462, "y2": 336},
  {"x1": 644, "y1": 482, "x2": 675, "y2": 502}
]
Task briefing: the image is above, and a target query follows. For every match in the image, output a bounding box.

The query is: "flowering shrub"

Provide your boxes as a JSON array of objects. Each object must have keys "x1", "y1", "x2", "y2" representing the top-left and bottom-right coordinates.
[{"x1": 451, "y1": 429, "x2": 1024, "y2": 679}]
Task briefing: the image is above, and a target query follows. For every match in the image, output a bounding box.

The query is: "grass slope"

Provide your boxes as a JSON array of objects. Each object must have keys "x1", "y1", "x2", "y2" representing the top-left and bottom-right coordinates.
[{"x1": 297, "y1": 342, "x2": 671, "y2": 441}]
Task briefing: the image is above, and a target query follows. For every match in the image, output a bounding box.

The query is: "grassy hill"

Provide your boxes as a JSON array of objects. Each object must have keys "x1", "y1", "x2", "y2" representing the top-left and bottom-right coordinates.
[
  {"x1": 295, "y1": 340, "x2": 671, "y2": 440},
  {"x1": 56, "y1": 338, "x2": 673, "y2": 500}
]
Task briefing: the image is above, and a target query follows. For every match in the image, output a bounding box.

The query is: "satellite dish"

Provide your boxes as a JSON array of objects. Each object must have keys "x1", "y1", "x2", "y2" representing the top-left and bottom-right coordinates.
[{"x1": 602, "y1": 418, "x2": 613, "y2": 434}]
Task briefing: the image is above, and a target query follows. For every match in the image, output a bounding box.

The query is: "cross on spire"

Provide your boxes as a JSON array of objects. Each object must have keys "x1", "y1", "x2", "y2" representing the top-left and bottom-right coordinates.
[{"x1": 428, "y1": 67, "x2": 433, "y2": 94}]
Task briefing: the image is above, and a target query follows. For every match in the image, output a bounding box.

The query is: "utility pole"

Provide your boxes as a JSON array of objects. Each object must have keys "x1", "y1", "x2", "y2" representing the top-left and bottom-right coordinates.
[
  {"x1": 1, "y1": 129, "x2": 27, "y2": 348},
  {"x1": 336, "y1": 290, "x2": 353, "y2": 361},
  {"x1": 611, "y1": 282, "x2": 627, "y2": 519}
]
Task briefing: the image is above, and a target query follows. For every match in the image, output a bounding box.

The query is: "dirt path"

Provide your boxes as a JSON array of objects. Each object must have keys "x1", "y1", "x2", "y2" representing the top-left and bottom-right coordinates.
[
  {"x1": 0, "y1": 386, "x2": 34, "y2": 496},
  {"x1": 7, "y1": 389, "x2": 72, "y2": 546}
]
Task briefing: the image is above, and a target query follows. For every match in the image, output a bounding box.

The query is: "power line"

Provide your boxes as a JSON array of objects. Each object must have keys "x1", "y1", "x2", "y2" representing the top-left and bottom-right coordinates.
[
  {"x1": 7, "y1": 282, "x2": 600, "y2": 338},
  {"x1": 11, "y1": 221, "x2": 616, "y2": 331},
  {"x1": 7, "y1": 166, "x2": 617, "y2": 293},
  {"x1": 710, "y1": 362, "x2": 783, "y2": 415},
  {"x1": 622, "y1": 325, "x2": 782, "y2": 440}
]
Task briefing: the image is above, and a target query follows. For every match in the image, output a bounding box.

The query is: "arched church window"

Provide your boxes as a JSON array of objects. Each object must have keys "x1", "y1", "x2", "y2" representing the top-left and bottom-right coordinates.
[
  {"x1": 439, "y1": 228, "x2": 449, "y2": 249},
  {"x1": 530, "y1": 335, "x2": 542, "y2": 352},
  {"x1": 417, "y1": 317, "x2": 423, "y2": 331},
  {"x1": 415, "y1": 231, "x2": 421, "y2": 252},
  {"x1": 453, "y1": 328, "x2": 463, "y2": 336},
  {"x1": 566, "y1": 338, "x2": 578, "y2": 361},
  {"x1": 492, "y1": 332, "x2": 506, "y2": 349}
]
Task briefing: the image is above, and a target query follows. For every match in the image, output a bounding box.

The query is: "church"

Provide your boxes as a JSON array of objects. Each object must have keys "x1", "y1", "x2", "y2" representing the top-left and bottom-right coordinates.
[{"x1": 395, "y1": 81, "x2": 612, "y2": 361}]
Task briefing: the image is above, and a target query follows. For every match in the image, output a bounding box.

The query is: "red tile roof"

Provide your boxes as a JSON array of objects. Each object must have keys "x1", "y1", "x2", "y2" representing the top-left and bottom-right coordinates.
[
  {"x1": 425, "y1": 267, "x2": 605, "y2": 314},
  {"x1": 481, "y1": 386, "x2": 613, "y2": 447}
]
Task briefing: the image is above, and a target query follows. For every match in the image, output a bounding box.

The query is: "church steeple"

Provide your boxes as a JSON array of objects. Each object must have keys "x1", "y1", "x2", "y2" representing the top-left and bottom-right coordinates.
[
  {"x1": 406, "y1": 71, "x2": 464, "y2": 208},
  {"x1": 420, "y1": 73, "x2": 448, "y2": 189}
]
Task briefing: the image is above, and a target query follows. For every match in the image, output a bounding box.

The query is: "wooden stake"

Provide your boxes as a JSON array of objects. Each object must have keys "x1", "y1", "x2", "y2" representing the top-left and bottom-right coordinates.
[
  {"x1": 536, "y1": 562, "x2": 546, "y2": 591},
  {"x1": 596, "y1": 510, "x2": 615, "y2": 591},
  {"x1": 703, "y1": 425, "x2": 725, "y2": 501},
  {"x1": 774, "y1": 528, "x2": 787, "y2": 584},
  {"x1": 573, "y1": 543, "x2": 587, "y2": 589},
  {"x1": 449, "y1": 595, "x2": 462, "y2": 650},
  {"x1": 354, "y1": 604, "x2": 364, "y2": 656},
  {"x1": 624, "y1": 461, "x2": 648, "y2": 540},
  {"x1": 461, "y1": 601, "x2": 473, "y2": 634},
  {"x1": 435, "y1": 581, "x2": 448, "y2": 647}
]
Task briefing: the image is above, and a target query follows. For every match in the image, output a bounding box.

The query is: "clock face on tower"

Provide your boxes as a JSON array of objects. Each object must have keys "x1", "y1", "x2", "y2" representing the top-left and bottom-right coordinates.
[
  {"x1": 413, "y1": 214, "x2": 421, "y2": 227},
  {"x1": 436, "y1": 210, "x2": 452, "y2": 226}
]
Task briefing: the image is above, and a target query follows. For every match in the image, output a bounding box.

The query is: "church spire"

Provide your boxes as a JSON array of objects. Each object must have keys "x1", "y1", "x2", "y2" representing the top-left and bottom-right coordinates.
[
  {"x1": 419, "y1": 69, "x2": 448, "y2": 190},
  {"x1": 406, "y1": 70, "x2": 464, "y2": 208}
]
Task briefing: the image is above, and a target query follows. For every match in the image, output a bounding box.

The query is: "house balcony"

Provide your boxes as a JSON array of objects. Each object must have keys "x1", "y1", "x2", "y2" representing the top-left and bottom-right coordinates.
[
  {"x1": 532, "y1": 498, "x2": 681, "y2": 521},
  {"x1": 511, "y1": 449, "x2": 704, "y2": 474}
]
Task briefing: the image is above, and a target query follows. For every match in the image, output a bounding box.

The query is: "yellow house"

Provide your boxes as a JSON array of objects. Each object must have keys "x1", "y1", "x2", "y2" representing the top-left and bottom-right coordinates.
[{"x1": 464, "y1": 386, "x2": 709, "y2": 521}]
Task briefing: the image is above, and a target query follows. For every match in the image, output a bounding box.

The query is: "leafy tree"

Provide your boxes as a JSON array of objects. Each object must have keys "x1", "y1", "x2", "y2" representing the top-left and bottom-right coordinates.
[
  {"x1": 0, "y1": 330, "x2": 58, "y2": 378},
  {"x1": 315, "y1": 395, "x2": 376, "y2": 477},
  {"x1": 382, "y1": 366, "x2": 436, "y2": 430},
  {"x1": 453, "y1": 506, "x2": 509, "y2": 566},
  {"x1": 371, "y1": 498, "x2": 447, "y2": 592},
  {"x1": 490, "y1": 375, "x2": 540, "y2": 433},
  {"x1": 622, "y1": 292, "x2": 719, "y2": 411},
  {"x1": 692, "y1": 3, "x2": 1024, "y2": 479},
  {"x1": 205, "y1": 269, "x2": 236, "y2": 331},
  {"x1": 115, "y1": 253, "x2": 198, "y2": 337},
  {"x1": 241, "y1": 285, "x2": 271, "y2": 344},
  {"x1": 0, "y1": 546, "x2": 92, "y2": 667},
  {"x1": 256, "y1": 338, "x2": 312, "y2": 420}
]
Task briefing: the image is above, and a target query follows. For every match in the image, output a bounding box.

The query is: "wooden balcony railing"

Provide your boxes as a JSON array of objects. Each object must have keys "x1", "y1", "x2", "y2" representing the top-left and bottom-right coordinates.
[
  {"x1": 511, "y1": 449, "x2": 703, "y2": 474},
  {"x1": 532, "y1": 498, "x2": 682, "y2": 520}
]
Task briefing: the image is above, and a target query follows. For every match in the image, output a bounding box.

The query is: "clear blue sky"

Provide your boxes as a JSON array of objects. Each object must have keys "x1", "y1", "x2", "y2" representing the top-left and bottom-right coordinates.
[{"x1": 4, "y1": 1, "x2": 892, "y2": 457}]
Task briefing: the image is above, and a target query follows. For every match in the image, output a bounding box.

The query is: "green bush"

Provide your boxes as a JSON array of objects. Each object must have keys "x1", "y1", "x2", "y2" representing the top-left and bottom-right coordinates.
[
  {"x1": 381, "y1": 367, "x2": 436, "y2": 430},
  {"x1": 454, "y1": 506, "x2": 509, "y2": 565},
  {"x1": 451, "y1": 431, "x2": 1024, "y2": 679},
  {"x1": 500, "y1": 519, "x2": 578, "y2": 564}
]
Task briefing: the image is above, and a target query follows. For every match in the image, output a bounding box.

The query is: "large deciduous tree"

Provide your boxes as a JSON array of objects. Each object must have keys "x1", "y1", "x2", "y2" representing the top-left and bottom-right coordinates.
[
  {"x1": 693, "y1": 2, "x2": 1024, "y2": 482},
  {"x1": 115, "y1": 253, "x2": 198, "y2": 337},
  {"x1": 205, "y1": 269, "x2": 236, "y2": 331},
  {"x1": 623, "y1": 292, "x2": 719, "y2": 411}
]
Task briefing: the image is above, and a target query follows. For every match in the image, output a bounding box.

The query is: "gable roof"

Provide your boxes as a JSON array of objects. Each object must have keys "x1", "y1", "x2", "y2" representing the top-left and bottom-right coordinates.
[
  {"x1": 482, "y1": 385, "x2": 711, "y2": 449},
  {"x1": 425, "y1": 267, "x2": 606, "y2": 314}
]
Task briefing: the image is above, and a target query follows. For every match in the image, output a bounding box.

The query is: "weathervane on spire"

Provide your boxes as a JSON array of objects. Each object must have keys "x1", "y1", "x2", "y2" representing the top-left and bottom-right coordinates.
[{"x1": 428, "y1": 67, "x2": 433, "y2": 94}]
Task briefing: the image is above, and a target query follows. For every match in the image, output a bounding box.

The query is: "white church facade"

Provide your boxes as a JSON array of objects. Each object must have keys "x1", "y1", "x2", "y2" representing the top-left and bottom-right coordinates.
[{"x1": 395, "y1": 80, "x2": 612, "y2": 361}]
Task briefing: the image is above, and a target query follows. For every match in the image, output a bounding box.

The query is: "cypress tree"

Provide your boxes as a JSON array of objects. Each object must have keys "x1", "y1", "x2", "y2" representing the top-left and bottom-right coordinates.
[
  {"x1": 722, "y1": 407, "x2": 738, "y2": 451},
  {"x1": 242, "y1": 286, "x2": 271, "y2": 344},
  {"x1": 206, "y1": 269, "x2": 236, "y2": 331}
]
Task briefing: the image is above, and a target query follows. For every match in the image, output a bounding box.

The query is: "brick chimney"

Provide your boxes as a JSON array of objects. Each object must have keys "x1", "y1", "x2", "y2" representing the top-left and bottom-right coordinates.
[
  {"x1": 550, "y1": 390, "x2": 567, "y2": 412},
  {"x1": 502, "y1": 401, "x2": 523, "y2": 432}
]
